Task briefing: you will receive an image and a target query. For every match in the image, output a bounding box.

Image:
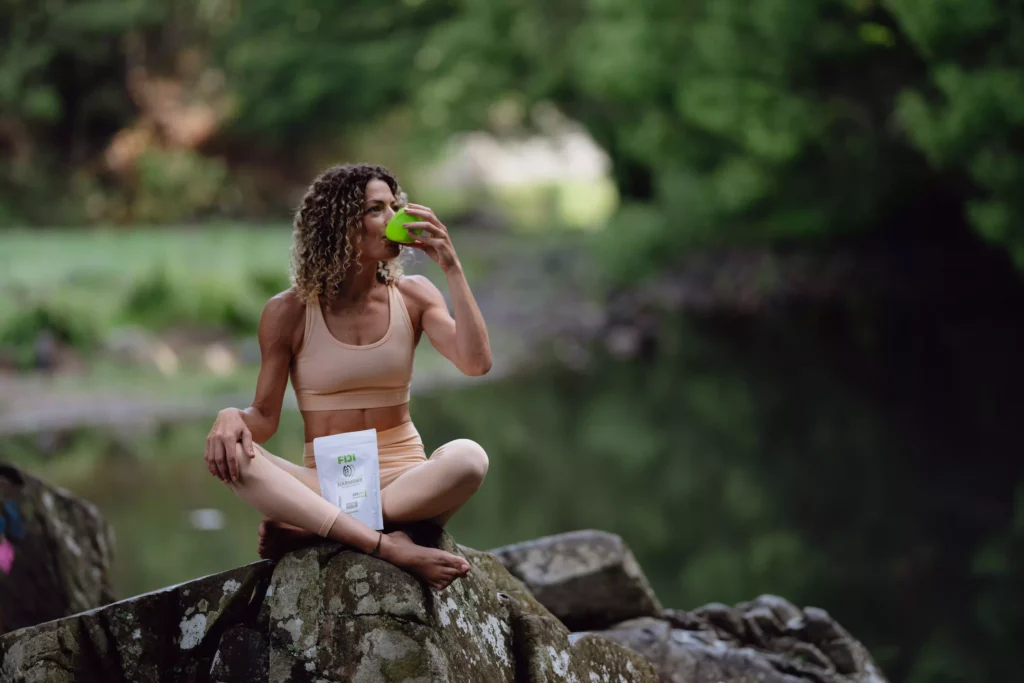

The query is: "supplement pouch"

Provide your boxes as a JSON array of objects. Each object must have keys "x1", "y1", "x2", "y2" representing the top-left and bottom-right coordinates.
[{"x1": 312, "y1": 428, "x2": 383, "y2": 531}]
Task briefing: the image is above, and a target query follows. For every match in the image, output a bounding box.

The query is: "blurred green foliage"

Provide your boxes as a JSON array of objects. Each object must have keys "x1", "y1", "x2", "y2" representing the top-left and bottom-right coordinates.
[
  {"x1": 389, "y1": 0, "x2": 1024, "y2": 275},
  {"x1": 4, "y1": 0, "x2": 1023, "y2": 274},
  {"x1": 132, "y1": 149, "x2": 229, "y2": 223},
  {"x1": 0, "y1": 226, "x2": 291, "y2": 365},
  {"x1": 0, "y1": 0, "x2": 192, "y2": 222},
  {"x1": 214, "y1": 0, "x2": 455, "y2": 147}
]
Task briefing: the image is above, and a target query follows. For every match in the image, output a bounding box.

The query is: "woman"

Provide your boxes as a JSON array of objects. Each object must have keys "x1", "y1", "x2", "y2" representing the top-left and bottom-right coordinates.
[{"x1": 203, "y1": 163, "x2": 492, "y2": 591}]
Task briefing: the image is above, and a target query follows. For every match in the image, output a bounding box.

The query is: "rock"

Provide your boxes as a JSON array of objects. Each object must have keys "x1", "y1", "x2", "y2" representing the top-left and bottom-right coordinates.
[
  {"x1": 264, "y1": 530, "x2": 659, "y2": 683},
  {"x1": 209, "y1": 626, "x2": 268, "y2": 683},
  {"x1": 801, "y1": 606, "x2": 881, "y2": 678},
  {"x1": 0, "y1": 464, "x2": 115, "y2": 635},
  {"x1": 0, "y1": 513, "x2": 885, "y2": 683},
  {"x1": 0, "y1": 560, "x2": 273, "y2": 682},
  {"x1": 588, "y1": 595, "x2": 888, "y2": 683},
  {"x1": 458, "y1": 544, "x2": 551, "y2": 619},
  {"x1": 510, "y1": 600, "x2": 654, "y2": 683},
  {"x1": 0, "y1": 528, "x2": 658, "y2": 683},
  {"x1": 489, "y1": 529, "x2": 663, "y2": 631}
]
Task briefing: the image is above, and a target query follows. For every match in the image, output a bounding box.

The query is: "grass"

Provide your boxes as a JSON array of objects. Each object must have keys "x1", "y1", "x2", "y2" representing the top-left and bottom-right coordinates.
[
  {"x1": 0, "y1": 223, "x2": 292, "y2": 291},
  {"x1": 0, "y1": 224, "x2": 294, "y2": 362}
]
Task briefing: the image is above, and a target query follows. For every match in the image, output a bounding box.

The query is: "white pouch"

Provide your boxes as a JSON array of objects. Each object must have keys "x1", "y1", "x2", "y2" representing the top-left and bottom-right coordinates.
[{"x1": 312, "y1": 428, "x2": 384, "y2": 531}]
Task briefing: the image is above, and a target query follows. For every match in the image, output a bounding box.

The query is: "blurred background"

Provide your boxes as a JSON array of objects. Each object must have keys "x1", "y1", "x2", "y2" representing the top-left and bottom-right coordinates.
[{"x1": 1, "y1": 1, "x2": 1023, "y2": 681}]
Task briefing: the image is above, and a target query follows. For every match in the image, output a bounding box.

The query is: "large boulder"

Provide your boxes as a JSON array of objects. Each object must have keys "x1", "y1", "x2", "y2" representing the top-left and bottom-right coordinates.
[
  {"x1": 488, "y1": 531, "x2": 887, "y2": 683},
  {"x1": 0, "y1": 520, "x2": 887, "y2": 683},
  {"x1": 489, "y1": 529, "x2": 663, "y2": 631},
  {"x1": 0, "y1": 464, "x2": 115, "y2": 635},
  {"x1": 0, "y1": 526, "x2": 658, "y2": 683},
  {"x1": 0, "y1": 560, "x2": 273, "y2": 683},
  {"x1": 262, "y1": 526, "x2": 657, "y2": 682},
  {"x1": 581, "y1": 597, "x2": 888, "y2": 683}
]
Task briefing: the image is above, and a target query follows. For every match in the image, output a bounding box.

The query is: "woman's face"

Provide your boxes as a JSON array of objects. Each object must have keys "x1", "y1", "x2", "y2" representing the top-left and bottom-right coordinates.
[{"x1": 357, "y1": 178, "x2": 403, "y2": 263}]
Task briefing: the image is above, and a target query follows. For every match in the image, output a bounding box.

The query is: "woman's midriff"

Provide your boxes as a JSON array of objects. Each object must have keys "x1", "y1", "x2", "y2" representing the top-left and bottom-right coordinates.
[
  {"x1": 300, "y1": 403, "x2": 426, "y2": 488},
  {"x1": 301, "y1": 403, "x2": 412, "y2": 443}
]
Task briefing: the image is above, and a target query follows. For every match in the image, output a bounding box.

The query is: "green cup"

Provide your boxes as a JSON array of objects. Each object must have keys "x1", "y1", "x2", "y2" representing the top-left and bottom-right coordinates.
[{"x1": 385, "y1": 208, "x2": 423, "y2": 244}]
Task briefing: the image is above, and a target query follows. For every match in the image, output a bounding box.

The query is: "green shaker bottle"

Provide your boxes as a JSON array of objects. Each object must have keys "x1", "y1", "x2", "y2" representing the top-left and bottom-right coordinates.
[{"x1": 385, "y1": 208, "x2": 423, "y2": 244}]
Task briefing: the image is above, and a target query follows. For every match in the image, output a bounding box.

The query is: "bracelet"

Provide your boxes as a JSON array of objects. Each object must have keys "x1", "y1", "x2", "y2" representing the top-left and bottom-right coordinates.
[{"x1": 369, "y1": 531, "x2": 383, "y2": 557}]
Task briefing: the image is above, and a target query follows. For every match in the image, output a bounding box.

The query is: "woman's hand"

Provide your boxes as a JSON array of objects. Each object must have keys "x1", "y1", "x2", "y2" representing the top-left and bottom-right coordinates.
[
  {"x1": 205, "y1": 408, "x2": 254, "y2": 482},
  {"x1": 402, "y1": 204, "x2": 460, "y2": 273}
]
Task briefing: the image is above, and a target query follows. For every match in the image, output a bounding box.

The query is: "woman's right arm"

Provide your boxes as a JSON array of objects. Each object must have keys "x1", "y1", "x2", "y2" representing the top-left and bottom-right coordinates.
[{"x1": 204, "y1": 291, "x2": 305, "y2": 482}]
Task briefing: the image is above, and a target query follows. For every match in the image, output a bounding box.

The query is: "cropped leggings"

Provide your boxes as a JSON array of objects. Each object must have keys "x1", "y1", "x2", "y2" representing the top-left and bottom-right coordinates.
[{"x1": 228, "y1": 422, "x2": 488, "y2": 537}]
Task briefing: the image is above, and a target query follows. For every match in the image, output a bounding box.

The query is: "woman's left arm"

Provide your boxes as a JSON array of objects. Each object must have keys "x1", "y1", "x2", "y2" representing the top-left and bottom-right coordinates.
[{"x1": 401, "y1": 204, "x2": 492, "y2": 376}]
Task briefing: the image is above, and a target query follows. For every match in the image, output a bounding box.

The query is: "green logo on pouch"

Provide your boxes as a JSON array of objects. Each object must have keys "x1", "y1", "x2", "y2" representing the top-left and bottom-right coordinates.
[{"x1": 337, "y1": 454, "x2": 356, "y2": 464}]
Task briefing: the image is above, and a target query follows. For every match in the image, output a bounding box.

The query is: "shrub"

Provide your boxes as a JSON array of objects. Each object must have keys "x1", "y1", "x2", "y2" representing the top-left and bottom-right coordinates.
[
  {"x1": 121, "y1": 267, "x2": 264, "y2": 333},
  {"x1": 132, "y1": 149, "x2": 229, "y2": 224}
]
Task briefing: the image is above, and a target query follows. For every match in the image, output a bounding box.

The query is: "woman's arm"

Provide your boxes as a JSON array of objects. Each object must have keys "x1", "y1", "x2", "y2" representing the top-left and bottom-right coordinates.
[
  {"x1": 399, "y1": 203, "x2": 491, "y2": 376},
  {"x1": 204, "y1": 291, "x2": 305, "y2": 481},
  {"x1": 401, "y1": 273, "x2": 492, "y2": 376}
]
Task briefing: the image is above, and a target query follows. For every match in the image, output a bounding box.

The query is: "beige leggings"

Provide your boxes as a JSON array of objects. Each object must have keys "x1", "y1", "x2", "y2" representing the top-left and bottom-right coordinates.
[{"x1": 228, "y1": 422, "x2": 488, "y2": 537}]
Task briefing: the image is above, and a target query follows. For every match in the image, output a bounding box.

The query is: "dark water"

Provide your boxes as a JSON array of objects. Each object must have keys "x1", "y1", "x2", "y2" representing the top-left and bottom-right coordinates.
[{"x1": 5, "y1": 307, "x2": 1022, "y2": 683}]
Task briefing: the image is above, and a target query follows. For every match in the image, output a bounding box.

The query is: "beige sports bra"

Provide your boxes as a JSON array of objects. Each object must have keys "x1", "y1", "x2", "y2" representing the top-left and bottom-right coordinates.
[{"x1": 290, "y1": 283, "x2": 415, "y2": 411}]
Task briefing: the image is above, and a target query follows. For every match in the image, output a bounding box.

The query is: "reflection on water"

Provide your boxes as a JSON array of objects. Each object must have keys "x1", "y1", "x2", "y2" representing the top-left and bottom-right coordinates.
[{"x1": 5, "y1": 309, "x2": 1022, "y2": 683}]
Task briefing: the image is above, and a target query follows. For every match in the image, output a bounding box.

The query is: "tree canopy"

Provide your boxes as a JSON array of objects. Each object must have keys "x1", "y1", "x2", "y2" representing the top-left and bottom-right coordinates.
[{"x1": 2, "y1": 0, "x2": 1023, "y2": 268}]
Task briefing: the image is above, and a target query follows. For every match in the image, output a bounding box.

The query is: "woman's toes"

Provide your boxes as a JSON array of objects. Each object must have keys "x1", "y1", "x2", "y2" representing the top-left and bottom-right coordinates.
[{"x1": 440, "y1": 553, "x2": 469, "y2": 573}]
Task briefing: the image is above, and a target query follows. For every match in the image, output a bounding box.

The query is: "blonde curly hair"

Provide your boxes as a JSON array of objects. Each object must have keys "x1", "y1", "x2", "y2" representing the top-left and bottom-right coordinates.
[{"x1": 290, "y1": 163, "x2": 406, "y2": 303}]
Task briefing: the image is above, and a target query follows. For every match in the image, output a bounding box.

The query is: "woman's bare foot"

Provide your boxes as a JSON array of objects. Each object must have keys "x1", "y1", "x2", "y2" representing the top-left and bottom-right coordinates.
[
  {"x1": 379, "y1": 530, "x2": 471, "y2": 591},
  {"x1": 257, "y1": 519, "x2": 319, "y2": 560}
]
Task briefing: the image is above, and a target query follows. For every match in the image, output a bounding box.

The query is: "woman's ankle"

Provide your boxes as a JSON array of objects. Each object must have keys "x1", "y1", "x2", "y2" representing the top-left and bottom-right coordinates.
[{"x1": 376, "y1": 533, "x2": 402, "y2": 562}]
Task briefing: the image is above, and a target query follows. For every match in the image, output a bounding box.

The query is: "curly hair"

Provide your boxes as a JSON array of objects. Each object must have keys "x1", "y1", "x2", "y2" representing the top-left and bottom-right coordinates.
[{"x1": 290, "y1": 163, "x2": 406, "y2": 303}]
